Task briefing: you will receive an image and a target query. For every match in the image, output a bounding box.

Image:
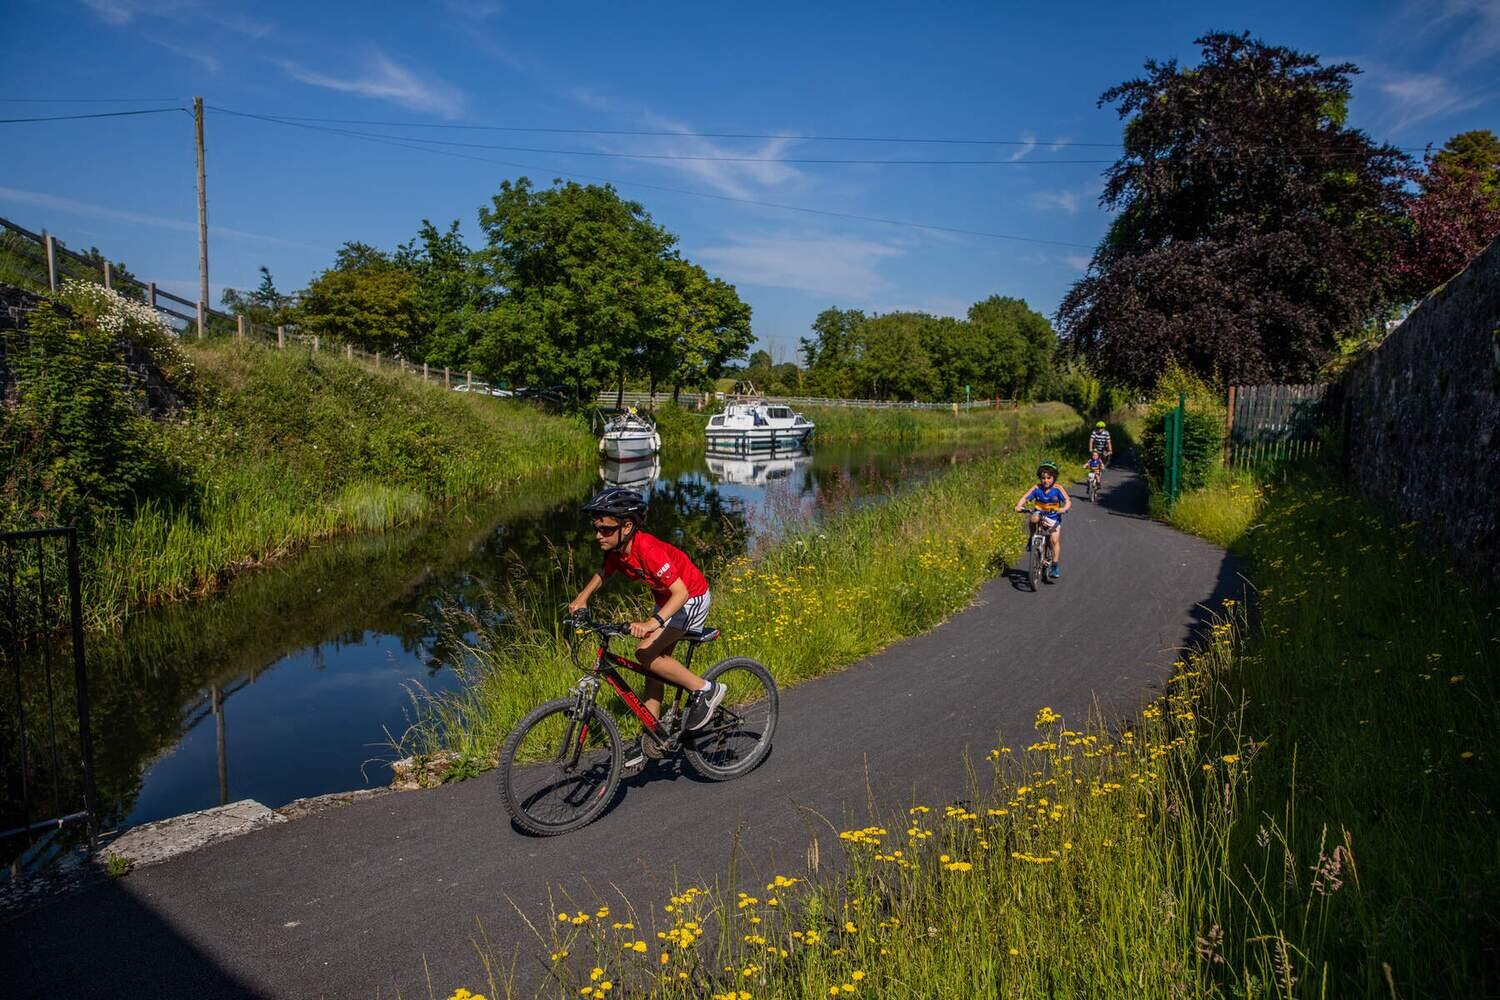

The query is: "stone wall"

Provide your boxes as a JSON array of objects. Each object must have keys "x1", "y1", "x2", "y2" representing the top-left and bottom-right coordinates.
[{"x1": 1337, "y1": 236, "x2": 1500, "y2": 581}]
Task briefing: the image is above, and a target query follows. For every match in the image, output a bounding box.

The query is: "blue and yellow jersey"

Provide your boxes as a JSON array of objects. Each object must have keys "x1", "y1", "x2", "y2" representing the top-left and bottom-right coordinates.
[
  {"x1": 1086, "y1": 458, "x2": 1104, "y2": 473},
  {"x1": 1025, "y1": 485, "x2": 1067, "y2": 516}
]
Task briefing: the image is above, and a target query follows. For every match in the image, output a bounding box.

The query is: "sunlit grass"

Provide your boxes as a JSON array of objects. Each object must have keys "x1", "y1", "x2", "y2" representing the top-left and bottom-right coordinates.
[
  {"x1": 431, "y1": 470, "x2": 1496, "y2": 999},
  {"x1": 1164, "y1": 466, "x2": 1265, "y2": 547},
  {"x1": 81, "y1": 340, "x2": 596, "y2": 628}
]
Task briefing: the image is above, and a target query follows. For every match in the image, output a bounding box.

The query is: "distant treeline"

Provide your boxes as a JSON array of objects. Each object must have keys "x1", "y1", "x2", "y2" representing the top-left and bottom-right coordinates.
[{"x1": 225, "y1": 179, "x2": 1077, "y2": 406}]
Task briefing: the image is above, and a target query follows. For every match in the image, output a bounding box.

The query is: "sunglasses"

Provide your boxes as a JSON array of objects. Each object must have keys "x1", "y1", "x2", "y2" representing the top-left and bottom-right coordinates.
[{"x1": 592, "y1": 521, "x2": 624, "y2": 536}]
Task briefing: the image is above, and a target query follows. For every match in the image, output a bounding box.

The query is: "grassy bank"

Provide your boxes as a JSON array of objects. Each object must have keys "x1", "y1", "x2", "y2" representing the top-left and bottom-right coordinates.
[
  {"x1": 399, "y1": 424, "x2": 1083, "y2": 776},
  {"x1": 649, "y1": 400, "x2": 1081, "y2": 450},
  {"x1": 89, "y1": 340, "x2": 594, "y2": 627},
  {"x1": 434, "y1": 465, "x2": 1496, "y2": 999}
]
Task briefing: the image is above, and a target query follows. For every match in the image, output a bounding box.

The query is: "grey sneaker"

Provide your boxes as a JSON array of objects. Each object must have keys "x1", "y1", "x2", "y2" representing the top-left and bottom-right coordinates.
[{"x1": 684, "y1": 682, "x2": 726, "y2": 731}]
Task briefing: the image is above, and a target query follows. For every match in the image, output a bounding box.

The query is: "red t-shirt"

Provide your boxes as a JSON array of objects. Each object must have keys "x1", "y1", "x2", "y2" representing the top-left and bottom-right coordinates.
[{"x1": 602, "y1": 531, "x2": 708, "y2": 605}]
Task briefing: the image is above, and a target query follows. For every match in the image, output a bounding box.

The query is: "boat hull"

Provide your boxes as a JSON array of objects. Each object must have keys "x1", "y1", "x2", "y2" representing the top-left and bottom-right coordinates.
[
  {"x1": 600, "y1": 431, "x2": 660, "y2": 460},
  {"x1": 704, "y1": 427, "x2": 814, "y2": 452}
]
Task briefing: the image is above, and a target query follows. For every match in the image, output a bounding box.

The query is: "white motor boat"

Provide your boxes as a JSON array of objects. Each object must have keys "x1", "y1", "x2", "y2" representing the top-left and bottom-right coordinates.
[
  {"x1": 704, "y1": 385, "x2": 814, "y2": 452},
  {"x1": 599, "y1": 454, "x2": 661, "y2": 492},
  {"x1": 599, "y1": 409, "x2": 661, "y2": 461},
  {"x1": 704, "y1": 448, "x2": 812, "y2": 487}
]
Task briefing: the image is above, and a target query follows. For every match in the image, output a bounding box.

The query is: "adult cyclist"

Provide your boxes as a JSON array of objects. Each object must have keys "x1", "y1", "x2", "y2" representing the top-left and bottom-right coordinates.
[
  {"x1": 1089, "y1": 421, "x2": 1113, "y2": 465},
  {"x1": 1014, "y1": 460, "x2": 1072, "y2": 580},
  {"x1": 568, "y1": 487, "x2": 726, "y2": 770}
]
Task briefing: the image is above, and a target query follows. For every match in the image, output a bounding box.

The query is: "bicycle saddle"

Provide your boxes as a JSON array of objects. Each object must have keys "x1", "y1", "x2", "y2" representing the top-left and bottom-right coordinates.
[{"x1": 681, "y1": 626, "x2": 720, "y2": 644}]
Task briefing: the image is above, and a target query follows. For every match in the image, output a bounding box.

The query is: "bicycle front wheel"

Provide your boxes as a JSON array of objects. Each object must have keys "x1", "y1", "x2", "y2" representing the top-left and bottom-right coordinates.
[
  {"x1": 683, "y1": 657, "x2": 778, "y2": 781},
  {"x1": 499, "y1": 697, "x2": 622, "y2": 836},
  {"x1": 1029, "y1": 539, "x2": 1044, "y2": 591}
]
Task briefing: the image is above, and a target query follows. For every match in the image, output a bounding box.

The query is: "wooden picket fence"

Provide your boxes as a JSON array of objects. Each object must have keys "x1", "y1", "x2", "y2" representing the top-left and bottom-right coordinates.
[{"x1": 1225, "y1": 383, "x2": 1330, "y2": 468}]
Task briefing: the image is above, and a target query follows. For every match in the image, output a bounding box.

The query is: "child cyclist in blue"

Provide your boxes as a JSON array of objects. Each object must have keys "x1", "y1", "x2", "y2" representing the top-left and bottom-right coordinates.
[
  {"x1": 1014, "y1": 460, "x2": 1072, "y2": 579},
  {"x1": 1086, "y1": 450, "x2": 1106, "y2": 487}
]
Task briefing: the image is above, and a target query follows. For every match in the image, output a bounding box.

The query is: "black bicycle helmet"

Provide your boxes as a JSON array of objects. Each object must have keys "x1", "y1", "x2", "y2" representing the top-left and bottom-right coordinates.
[{"x1": 581, "y1": 486, "x2": 648, "y2": 523}]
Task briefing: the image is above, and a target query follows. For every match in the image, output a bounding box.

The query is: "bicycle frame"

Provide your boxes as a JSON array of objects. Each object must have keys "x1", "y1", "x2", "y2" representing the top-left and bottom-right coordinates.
[{"x1": 573, "y1": 635, "x2": 702, "y2": 746}]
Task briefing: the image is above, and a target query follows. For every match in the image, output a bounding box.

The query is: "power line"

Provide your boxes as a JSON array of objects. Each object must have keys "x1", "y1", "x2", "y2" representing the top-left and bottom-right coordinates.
[
  {"x1": 230, "y1": 112, "x2": 1120, "y2": 148},
  {"x1": 206, "y1": 105, "x2": 1097, "y2": 250},
  {"x1": 188, "y1": 107, "x2": 1440, "y2": 157},
  {"x1": 0, "y1": 108, "x2": 188, "y2": 124},
  {"x1": 0, "y1": 97, "x2": 185, "y2": 104},
  {"x1": 207, "y1": 107, "x2": 1110, "y2": 166}
]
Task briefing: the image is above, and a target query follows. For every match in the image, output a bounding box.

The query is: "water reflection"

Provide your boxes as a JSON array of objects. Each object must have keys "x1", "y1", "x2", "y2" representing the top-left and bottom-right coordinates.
[{"x1": 7, "y1": 440, "x2": 1014, "y2": 846}]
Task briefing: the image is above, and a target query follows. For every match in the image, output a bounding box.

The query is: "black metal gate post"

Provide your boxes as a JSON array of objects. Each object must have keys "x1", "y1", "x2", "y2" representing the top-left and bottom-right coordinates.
[{"x1": 66, "y1": 528, "x2": 99, "y2": 847}]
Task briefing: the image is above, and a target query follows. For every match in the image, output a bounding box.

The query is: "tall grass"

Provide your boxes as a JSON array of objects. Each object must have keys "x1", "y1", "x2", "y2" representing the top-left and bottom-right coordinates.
[
  {"x1": 83, "y1": 340, "x2": 595, "y2": 627},
  {"x1": 433, "y1": 469, "x2": 1496, "y2": 999}
]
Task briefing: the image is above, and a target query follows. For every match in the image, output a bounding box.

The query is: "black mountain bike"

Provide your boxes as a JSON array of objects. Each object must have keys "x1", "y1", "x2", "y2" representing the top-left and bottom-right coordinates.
[{"x1": 498, "y1": 609, "x2": 778, "y2": 836}]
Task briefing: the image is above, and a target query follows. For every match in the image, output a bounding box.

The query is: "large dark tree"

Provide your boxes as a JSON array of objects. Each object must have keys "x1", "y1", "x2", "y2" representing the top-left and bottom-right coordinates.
[{"x1": 1058, "y1": 32, "x2": 1413, "y2": 389}]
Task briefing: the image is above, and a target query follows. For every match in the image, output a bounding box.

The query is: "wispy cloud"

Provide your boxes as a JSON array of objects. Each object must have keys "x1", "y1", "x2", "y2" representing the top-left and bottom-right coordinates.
[
  {"x1": 1047, "y1": 136, "x2": 1072, "y2": 153},
  {"x1": 279, "y1": 49, "x2": 467, "y2": 118},
  {"x1": 1428, "y1": 0, "x2": 1500, "y2": 68},
  {"x1": 79, "y1": 0, "x2": 183, "y2": 25},
  {"x1": 611, "y1": 112, "x2": 801, "y2": 198},
  {"x1": 1030, "y1": 180, "x2": 1103, "y2": 216},
  {"x1": 0, "y1": 186, "x2": 328, "y2": 251},
  {"x1": 1062, "y1": 254, "x2": 1091, "y2": 271},
  {"x1": 1365, "y1": 68, "x2": 1493, "y2": 133},
  {"x1": 444, "y1": 0, "x2": 504, "y2": 20},
  {"x1": 1009, "y1": 134, "x2": 1037, "y2": 162},
  {"x1": 80, "y1": 0, "x2": 272, "y2": 36},
  {"x1": 696, "y1": 233, "x2": 900, "y2": 298},
  {"x1": 145, "y1": 33, "x2": 219, "y2": 72}
]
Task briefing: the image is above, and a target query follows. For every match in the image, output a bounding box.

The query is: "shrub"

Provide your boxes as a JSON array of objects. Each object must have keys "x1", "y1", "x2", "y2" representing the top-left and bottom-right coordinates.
[
  {"x1": 1137, "y1": 362, "x2": 1225, "y2": 494},
  {"x1": 1, "y1": 302, "x2": 183, "y2": 529}
]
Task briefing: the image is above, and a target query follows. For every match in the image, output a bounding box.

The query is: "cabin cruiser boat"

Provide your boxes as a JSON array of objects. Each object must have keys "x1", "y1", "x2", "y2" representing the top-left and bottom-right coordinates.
[
  {"x1": 704, "y1": 448, "x2": 813, "y2": 487},
  {"x1": 598, "y1": 408, "x2": 661, "y2": 461},
  {"x1": 600, "y1": 454, "x2": 661, "y2": 492},
  {"x1": 704, "y1": 385, "x2": 814, "y2": 452}
]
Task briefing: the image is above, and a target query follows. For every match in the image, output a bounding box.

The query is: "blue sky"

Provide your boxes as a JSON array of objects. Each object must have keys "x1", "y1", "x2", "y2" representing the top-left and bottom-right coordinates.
[{"x1": 3, "y1": 0, "x2": 1498, "y2": 357}]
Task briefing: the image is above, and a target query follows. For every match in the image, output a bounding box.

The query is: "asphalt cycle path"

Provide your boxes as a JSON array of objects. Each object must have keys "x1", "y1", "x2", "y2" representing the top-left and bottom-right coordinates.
[{"x1": 5, "y1": 461, "x2": 1243, "y2": 999}]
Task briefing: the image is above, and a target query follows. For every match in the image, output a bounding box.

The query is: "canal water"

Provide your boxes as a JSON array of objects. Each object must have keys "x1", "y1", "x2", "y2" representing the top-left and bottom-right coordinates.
[{"x1": 53, "y1": 440, "x2": 1008, "y2": 835}]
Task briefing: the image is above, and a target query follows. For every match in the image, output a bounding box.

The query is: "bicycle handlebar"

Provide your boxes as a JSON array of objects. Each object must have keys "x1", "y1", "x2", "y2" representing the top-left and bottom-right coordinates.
[{"x1": 564, "y1": 607, "x2": 632, "y2": 640}]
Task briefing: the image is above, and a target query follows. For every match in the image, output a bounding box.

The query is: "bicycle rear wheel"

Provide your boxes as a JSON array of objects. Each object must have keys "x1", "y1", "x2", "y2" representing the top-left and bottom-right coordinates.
[
  {"x1": 499, "y1": 697, "x2": 621, "y2": 836},
  {"x1": 683, "y1": 657, "x2": 778, "y2": 781}
]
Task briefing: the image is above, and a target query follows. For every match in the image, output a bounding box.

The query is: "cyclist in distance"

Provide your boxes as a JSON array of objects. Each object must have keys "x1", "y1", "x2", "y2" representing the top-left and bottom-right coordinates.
[
  {"x1": 568, "y1": 487, "x2": 726, "y2": 761},
  {"x1": 1089, "y1": 421, "x2": 1113, "y2": 465},
  {"x1": 1014, "y1": 460, "x2": 1072, "y2": 579},
  {"x1": 1086, "y1": 450, "x2": 1106, "y2": 487}
]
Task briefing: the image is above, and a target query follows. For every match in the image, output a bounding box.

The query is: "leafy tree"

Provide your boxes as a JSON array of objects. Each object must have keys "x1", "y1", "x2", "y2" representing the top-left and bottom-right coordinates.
[
  {"x1": 800, "y1": 308, "x2": 867, "y2": 397},
  {"x1": 1058, "y1": 31, "x2": 1413, "y2": 389},
  {"x1": 660, "y1": 257, "x2": 753, "y2": 399},
  {"x1": 222, "y1": 266, "x2": 295, "y2": 329},
  {"x1": 1396, "y1": 134, "x2": 1500, "y2": 297},
  {"x1": 1431, "y1": 129, "x2": 1500, "y2": 202},
  {"x1": 968, "y1": 296, "x2": 1055, "y2": 398},
  {"x1": 469, "y1": 179, "x2": 676, "y2": 400},
  {"x1": 394, "y1": 220, "x2": 484, "y2": 370},
  {"x1": 296, "y1": 246, "x2": 423, "y2": 354}
]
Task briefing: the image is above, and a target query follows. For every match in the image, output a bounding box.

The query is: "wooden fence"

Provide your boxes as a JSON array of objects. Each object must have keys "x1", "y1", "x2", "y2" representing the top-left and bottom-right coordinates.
[
  {"x1": 1225, "y1": 383, "x2": 1330, "y2": 468},
  {"x1": 0, "y1": 215, "x2": 487, "y2": 392}
]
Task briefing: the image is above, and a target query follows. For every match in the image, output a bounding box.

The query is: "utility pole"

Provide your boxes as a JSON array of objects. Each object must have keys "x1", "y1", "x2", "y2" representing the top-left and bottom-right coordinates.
[{"x1": 194, "y1": 96, "x2": 209, "y2": 339}]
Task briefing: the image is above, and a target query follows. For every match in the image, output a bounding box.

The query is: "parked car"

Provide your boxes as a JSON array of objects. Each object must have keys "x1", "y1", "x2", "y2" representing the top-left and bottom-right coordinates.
[{"x1": 451, "y1": 382, "x2": 513, "y2": 398}]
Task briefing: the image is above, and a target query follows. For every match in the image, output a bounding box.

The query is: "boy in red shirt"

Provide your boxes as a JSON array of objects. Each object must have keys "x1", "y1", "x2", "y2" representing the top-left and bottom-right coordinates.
[{"x1": 568, "y1": 488, "x2": 724, "y2": 763}]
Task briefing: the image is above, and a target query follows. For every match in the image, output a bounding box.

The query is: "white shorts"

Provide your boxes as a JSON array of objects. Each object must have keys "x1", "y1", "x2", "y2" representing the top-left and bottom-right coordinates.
[{"x1": 661, "y1": 591, "x2": 711, "y2": 632}]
